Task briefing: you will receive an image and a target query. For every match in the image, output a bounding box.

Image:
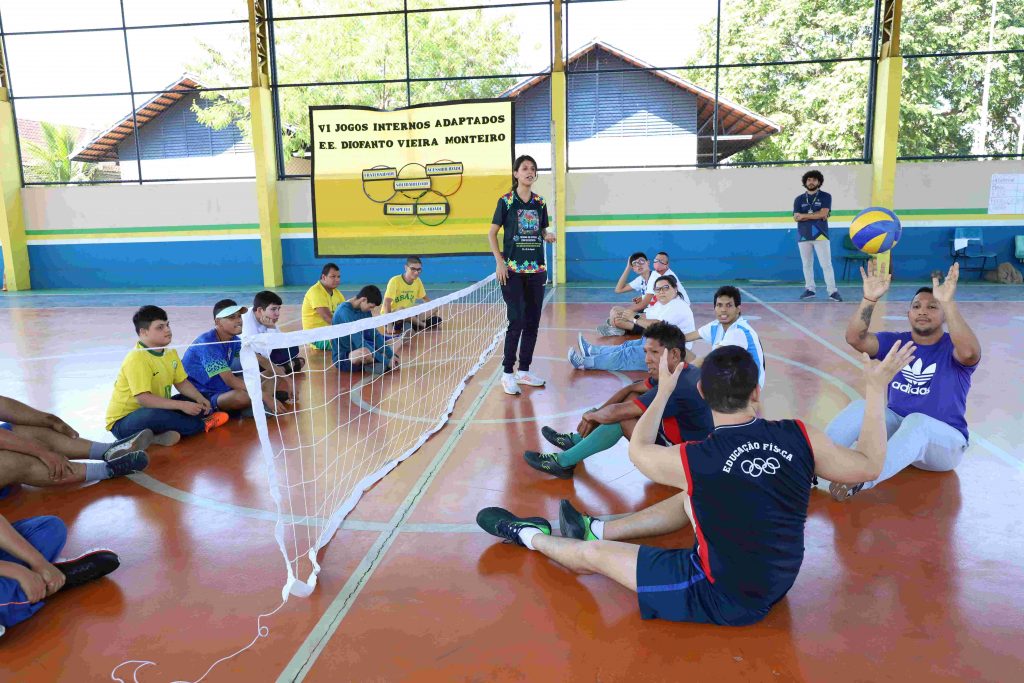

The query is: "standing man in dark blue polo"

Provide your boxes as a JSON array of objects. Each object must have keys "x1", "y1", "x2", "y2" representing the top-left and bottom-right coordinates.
[{"x1": 793, "y1": 170, "x2": 841, "y2": 302}]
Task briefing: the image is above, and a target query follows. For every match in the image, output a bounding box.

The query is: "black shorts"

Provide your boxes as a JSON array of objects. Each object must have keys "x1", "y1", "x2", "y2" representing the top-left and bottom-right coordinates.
[{"x1": 636, "y1": 546, "x2": 769, "y2": 626}]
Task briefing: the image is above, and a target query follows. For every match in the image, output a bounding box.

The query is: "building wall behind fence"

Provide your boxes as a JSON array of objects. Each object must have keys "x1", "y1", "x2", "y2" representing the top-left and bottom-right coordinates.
[{"x1": 11, "y1": 159, "x2": 1024, "y2": 289}]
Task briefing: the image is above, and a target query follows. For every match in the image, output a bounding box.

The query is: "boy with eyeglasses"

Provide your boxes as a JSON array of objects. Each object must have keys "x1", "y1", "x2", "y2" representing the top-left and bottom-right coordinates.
[{"x1": 382, "y1": 256, "x2": 440, "y2": 332}]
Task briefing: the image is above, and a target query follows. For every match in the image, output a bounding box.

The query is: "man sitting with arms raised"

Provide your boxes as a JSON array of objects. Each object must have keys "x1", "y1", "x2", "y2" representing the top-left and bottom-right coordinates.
[
  {"x1": 525, "y1": 322, "x2": 711, "y2": 479},
  {"x1": 824, "y1": 261, "x2": 980, "y2": 501},
  {"x1": 331, "y1": 285, "x2": 403, "y2": 373},
  {"x1": 477, "y1": 340, "x2": 916, "y2": 626}
]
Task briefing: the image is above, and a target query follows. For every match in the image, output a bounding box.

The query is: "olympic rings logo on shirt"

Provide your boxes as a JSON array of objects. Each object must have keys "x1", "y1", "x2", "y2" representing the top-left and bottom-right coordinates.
[{"x1": 741, "y1": 457, "x2": 781, "y2": 478}]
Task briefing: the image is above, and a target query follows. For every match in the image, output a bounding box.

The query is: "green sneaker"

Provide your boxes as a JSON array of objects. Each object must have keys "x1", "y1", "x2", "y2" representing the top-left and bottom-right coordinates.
[
  {"x1": 559, "y1": 499, "x2": 599, "y2": 540},
  {"x1": 523, "y1": 451, "x2": 576, "y2": 479},
  {"x1": 476, "y1": 507, "x2": 551, "y2": 547}
]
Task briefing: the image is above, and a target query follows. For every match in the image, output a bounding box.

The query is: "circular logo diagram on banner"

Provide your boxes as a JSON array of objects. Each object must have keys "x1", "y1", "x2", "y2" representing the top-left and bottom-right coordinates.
[{"x1": 360, "y1": 158, "x2": 464, "y2": 227}]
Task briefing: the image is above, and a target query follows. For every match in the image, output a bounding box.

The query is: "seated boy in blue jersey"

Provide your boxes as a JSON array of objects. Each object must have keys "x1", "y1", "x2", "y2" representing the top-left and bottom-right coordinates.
[
  {"x1": 0, "y1": 513, "x2": 119, "y2": 637},
  {"x1": 0, "y1": 395, "x2": 149, "y2": 500},
  {"x1": 825, "y1": 261, "x2": 981, "y2": 501},
  {"x1": 182, "y1": 299, "x2": 286, "y2": 416},
  {"x1": 683, "y1": 286, "x2": 766, "y2": 387},
  {"x1": 330, "y1": 285, "x2": 404, "y2": 373},
  {"x1": 477, "y1": 340, "x2": 917, "y2": 626},
  {"x1": 523, "y1": 322, "x2": 712, "y2": 479}
]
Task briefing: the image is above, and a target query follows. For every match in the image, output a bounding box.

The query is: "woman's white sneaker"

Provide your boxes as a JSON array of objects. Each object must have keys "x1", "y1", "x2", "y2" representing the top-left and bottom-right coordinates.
[
  {"x1": 515, "y1": 371, "x2": 546, "y2": 387},
  {"x1": 501, "y1": 373, "x2": 522, "y2": 395}
]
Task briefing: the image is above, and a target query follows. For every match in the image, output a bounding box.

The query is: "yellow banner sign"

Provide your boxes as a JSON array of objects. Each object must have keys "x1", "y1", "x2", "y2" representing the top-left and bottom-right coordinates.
[{"x1": 311, "y1": 100, "x2": 514, "y2": 257}]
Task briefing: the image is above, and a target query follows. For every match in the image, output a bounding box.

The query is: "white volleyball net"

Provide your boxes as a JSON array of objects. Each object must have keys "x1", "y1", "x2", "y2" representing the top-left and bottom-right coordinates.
[{"x1": 240, "y1": 275, "x2": 504, "y2": 599}]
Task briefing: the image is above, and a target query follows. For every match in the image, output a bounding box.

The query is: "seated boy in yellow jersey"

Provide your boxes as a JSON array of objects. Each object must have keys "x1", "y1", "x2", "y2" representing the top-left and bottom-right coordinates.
[
  {"x1": 301, "y1": 262, "x2": 346, "y2": 350},
  {"x1": 382, "y1": 256, "x2": 441, "y2": 333},
  {"x1": 106, "y1": 305, "x2": 229, "y2": 444}
]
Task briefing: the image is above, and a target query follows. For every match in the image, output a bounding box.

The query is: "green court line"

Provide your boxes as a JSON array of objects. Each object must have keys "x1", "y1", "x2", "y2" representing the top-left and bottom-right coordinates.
[
  {"x1": 278, "y1": 363, "x2": 505, "y2": 682},
  {"x1": 566, "y1": 207, "x2": 991, "y2": 222},
  {"x1": 25, "y1": 223, "x2": 259, "y2": 236}
]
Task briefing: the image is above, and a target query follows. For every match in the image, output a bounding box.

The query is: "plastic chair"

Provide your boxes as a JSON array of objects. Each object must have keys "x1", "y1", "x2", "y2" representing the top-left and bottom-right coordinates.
[
  {"x1": 950, "y1": 227, "x2": 996, "y2": 278},
  {"x1": 841, "y1": 234, "x2": 872, "y2": 280}
]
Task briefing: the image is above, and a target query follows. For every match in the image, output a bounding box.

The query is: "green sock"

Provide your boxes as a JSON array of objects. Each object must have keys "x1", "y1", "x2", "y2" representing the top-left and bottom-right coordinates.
[{"x1": 555, "y1": 423, "x2": 624, "y2": 467}]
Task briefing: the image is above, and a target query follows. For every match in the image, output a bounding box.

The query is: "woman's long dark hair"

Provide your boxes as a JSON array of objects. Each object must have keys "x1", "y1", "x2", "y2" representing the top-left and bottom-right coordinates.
[{"x1": 511, "y1": 154, "x2": 537, "y2": 191}]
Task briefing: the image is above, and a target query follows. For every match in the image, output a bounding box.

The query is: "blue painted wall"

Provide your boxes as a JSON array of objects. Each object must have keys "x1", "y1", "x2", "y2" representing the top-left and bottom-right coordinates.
[
  {"x1": 25, "y1": 224, "x2": 1022, "y2": 290},
  {"x1": 564, "y1": 224, "x2": 1024, "y2": 284}
]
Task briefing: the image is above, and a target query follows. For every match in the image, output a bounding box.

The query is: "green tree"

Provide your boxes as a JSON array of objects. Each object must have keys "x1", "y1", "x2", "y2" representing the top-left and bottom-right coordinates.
[
  {"x1": 188, "y1": 0, "x2": 523, "y2": 157},
  {"x1": 21, "y1": 122, "x2": 97, "y2": 183},
  {"x1": 692, "y1": 0, "x2": 1024, "y2": 162}
]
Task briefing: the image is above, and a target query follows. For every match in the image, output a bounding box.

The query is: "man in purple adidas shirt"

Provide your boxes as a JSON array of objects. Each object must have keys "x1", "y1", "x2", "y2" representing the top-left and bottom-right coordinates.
[{"x1": 825, "y1": 261, "x2": 981, "y2": 501}]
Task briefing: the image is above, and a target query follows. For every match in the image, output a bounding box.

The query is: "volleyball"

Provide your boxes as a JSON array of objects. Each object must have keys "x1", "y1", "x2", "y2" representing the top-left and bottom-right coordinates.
[{"x1": 849, "y1": 206, "x2": 902, "y2": 254}]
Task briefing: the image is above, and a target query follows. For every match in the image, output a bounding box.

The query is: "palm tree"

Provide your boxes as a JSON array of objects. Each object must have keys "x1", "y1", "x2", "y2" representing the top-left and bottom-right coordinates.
[{"x1": 21, "y1": 122, "x2": 97, "y2": 183}]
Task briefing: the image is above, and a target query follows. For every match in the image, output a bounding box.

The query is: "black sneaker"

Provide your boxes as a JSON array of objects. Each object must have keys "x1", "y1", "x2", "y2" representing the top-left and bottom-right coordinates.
[
  {"x1": 105, "y1": 451, "x2": 149, "y2": 478},
  {"x1": 103, "y1": 429, "x2": 154, "y2": 461},
  {"x1": 559, "y1": 499, "x2": 599, "y2": 540},
  {"x1": 476, "y1": 507, "x2": 551, "y2": 547},
  {"x1": 523, "y1": 451, "x2": 576, "y2": 479},
  {"x1": 541, "y1": 426, "x2": 576, "y2": 451},
  {"x1": 829, "y1": 481, "x2": 864, "y2": 502},
  {"x1": 54, "y1": 549, "x2": 120, "y2": 589},
  {"x1": 799, "y1": 289, "x2": 816, "y2": 300},
  {"x1": 829, "y1": 291, "x2": 844, "y2": 302}
]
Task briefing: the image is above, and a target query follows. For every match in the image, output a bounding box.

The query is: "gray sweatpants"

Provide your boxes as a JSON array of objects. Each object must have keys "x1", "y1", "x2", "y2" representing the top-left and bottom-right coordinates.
[{"x1": 824, "y1": 400, "x2": 967, "y2": 489}]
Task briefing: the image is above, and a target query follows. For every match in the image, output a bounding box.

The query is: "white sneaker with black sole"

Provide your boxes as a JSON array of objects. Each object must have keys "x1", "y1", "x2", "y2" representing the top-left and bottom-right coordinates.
[{"x1": 501, "y1": 373, "x2": 521, "y2": 395}]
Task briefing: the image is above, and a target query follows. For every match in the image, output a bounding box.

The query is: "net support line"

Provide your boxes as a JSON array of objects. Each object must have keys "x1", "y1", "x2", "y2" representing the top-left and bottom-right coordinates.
[{"x1": 240, "y1": 274, "x2": 502, "y2": 600}]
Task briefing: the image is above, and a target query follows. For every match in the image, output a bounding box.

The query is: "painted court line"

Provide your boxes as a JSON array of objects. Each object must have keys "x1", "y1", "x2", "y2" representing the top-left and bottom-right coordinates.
[
  {"x1": 740, "y1": 288, "x2": 1024, "y2": 471},
  {"x1": 278, "y1": 365, "x2": 503, "y2": 681},
  {"x1": 278, "y1": 287, "x2": 555, "y2": 681}
]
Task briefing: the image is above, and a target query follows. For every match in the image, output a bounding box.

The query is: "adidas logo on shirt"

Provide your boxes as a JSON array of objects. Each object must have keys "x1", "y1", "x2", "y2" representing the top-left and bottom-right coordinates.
[{"x1": 891, "y1": 358, "x2": 937, "y2": 395}]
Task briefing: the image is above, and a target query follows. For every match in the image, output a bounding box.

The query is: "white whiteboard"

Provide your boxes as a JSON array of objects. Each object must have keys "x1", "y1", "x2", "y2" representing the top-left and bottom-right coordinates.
[{"x1": 989, "y1": 174, "x2": 1024, "y2": 214}]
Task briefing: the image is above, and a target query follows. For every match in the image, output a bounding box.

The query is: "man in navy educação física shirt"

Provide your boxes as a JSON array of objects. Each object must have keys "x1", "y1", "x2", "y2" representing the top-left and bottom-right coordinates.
[{"x1": 475, "y1": 341, "x2": 916, "y2": 626}]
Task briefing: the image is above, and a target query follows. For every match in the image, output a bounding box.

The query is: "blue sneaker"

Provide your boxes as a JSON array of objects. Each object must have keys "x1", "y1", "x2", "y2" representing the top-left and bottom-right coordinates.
[
  {"x1": 567, "y1": 348, "x2": 586, "y2": 370},
  {"x1": 577, "y1": 333, "x2": 594, "y2": 357}
]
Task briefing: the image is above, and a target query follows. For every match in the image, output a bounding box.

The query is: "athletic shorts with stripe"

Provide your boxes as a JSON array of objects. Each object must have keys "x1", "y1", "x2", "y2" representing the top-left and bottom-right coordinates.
[{"x1": 636, "y1": 546, "x2": 769, "y2": 626}]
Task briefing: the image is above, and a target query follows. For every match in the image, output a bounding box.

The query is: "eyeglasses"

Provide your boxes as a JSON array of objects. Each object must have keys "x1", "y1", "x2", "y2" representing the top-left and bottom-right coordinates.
[
  {"x1": 630, "y1": 259, "x2": 647, "y2": 266},
  {"x1": 654, "y1": 285, "x2": 674, "y2": 293},
  {"x1": 653, "y1": 258, "x2": 668, "y2": 265},
  {"x1": 408, "y1": 267, "x2": 423, "y2": 271}
]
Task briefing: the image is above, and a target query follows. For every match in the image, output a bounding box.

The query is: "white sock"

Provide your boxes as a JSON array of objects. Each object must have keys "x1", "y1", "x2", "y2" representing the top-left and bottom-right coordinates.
[
  {"x1": 81, "y1": 460, "x2": 111, "y2": 482},
  {"x1": 590, "y1": 519, "x2": 605, "y2": 540},
  {"x1": 519, "y1": 527, "x2": 542, "y2": 550}
]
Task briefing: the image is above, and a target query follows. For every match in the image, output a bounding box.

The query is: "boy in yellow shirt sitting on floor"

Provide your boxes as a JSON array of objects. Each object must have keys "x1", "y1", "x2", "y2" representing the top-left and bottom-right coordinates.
[
  {"x1": 382, "y1": 257, "x2": 441, "y2": 333},
  {"x1": 106, "y1": 306, "x2": 228, "y2": 443},
  {"x1": 301, "y1": 263, "x2": 346, "y2": 351}
]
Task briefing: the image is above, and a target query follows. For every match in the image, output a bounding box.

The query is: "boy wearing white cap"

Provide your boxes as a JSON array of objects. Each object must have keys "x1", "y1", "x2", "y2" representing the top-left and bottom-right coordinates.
[{"x1": 183, "y1": 299, "x2": 286, "y2": 415}]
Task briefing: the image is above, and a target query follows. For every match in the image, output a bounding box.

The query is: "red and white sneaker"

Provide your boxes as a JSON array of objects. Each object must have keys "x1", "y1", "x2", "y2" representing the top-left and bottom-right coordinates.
[{"x1": 514, "y1": 371, "x2": 546, "y2": 387}]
